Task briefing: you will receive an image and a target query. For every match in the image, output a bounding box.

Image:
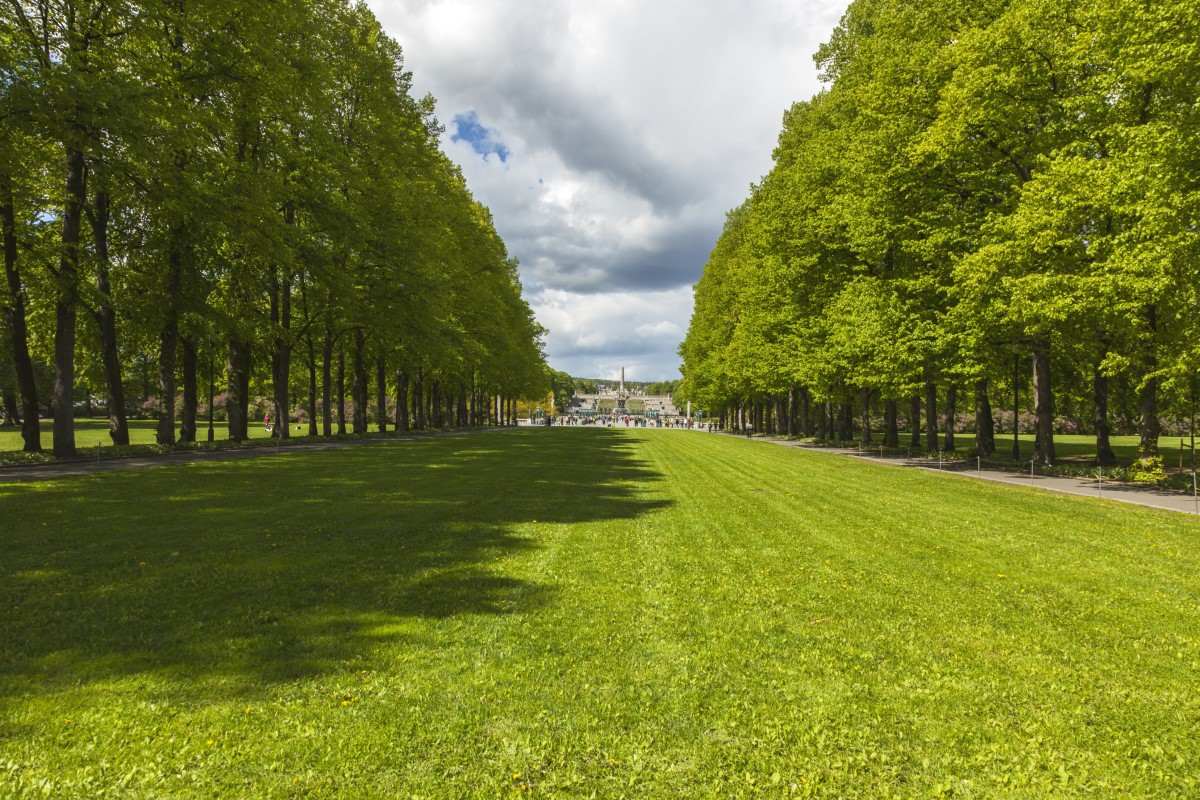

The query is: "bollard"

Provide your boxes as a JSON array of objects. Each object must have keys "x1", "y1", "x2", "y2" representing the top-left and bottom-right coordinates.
[
  {"x1": 1098, "y1": 466, "x2": 1103, "y2": 498},
  {"x1": 977, "y1": 455, "x2": 981, "y2": 474},
  {"x1": 1030, "y1": 459, "x2": 1035, "y2": 479},
  {"x1": 939, "y1": 450, "x2": 943, "y2": 470}
]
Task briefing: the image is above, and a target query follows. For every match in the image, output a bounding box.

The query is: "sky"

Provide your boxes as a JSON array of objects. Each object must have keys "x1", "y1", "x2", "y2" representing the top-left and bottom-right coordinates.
[{"x1": 366, "y1": 0, "x2": 850, "y2": 381}]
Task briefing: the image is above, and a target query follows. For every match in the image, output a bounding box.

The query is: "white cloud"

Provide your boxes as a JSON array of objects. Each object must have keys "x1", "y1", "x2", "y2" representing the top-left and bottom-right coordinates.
[{"x1": 366, "y1": 0, "x2": 848, "y2": 378}]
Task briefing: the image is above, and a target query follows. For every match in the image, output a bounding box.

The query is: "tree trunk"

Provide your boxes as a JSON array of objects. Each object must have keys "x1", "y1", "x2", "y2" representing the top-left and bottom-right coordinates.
[
  {"x1": 180, "y1": 337, "x2": 197, "y2": 443},
  {"x1": 53, "y1": 146, "x2": 88, "y2": 457},
  {"x1": 943, "y1": 384, "x2": 957, "y2": 452},
  {"x1": 860, "y1": 389, "x2": 872, "y2": 444},
  {"x1": 207, "y1": 351, "x2": 215, "y2": 442},
  {"x1": 1011, "y1": 353, "x2": 1021, "y2": 460},
  {"x1": 909, "y1": 395, "x2": 921, "y2": 448},
  {"x1": 1093, "y1": 349, "x2": 1117, "y2": 466},
  {"x1": 156, "y1": 234, "x2": 184, "y2": 446},
  {"x1": 436, "y1": 379, "x2": 446, "y2": 429},
  {"x1": 306, "y1": 336, "x2": 318, "y2": 437},
  {"x1": 395, "y1": 370, "x2": 409, "y2": 431},
  {"x1": 2, "y1": 388, "x2": 18, "y2": 426},
  {"x1": 1, "y1": 168, "x2": 40, "y2": 451},
  {"x1": 787, "y1": 385, "x2": 798, "y2": 436},
  {"x1": 414, "y1": 370, "x2": 426, "y2": 429},
  {"x1": 838, "y1": 397, "x2": 853, "y2": 442},
  {"x1": 336, "y1": 345, "x2": 347, "y2": 435},
  {"x1": 88, "y1": 187, "x2": 129, "y2": 446},
  {"x1": 375, "y1": 354, "x2": 387, "y2": 433},
  {"x1": 884, "y1": 399, "x2": 898, "y2": 447},
  {"x1": 321, "y1": 324, "x2": 333, "y2": 436},
  {"x1": 1032, "y1": 343, "x2": 1055, "y2": 465},
  {"x1": 269, "y1": 266, "x2": 292, "y2": 440},
  {"x1": 924, "y1": 379, "x2": 938, "y2": 453},
  {"x1": 1138, "y1": 305, "x2": 1160, "y2": 457},
  {"x1": 226, "y1": 337, "x2": 251, "y2": 441},
  {"x1": 352, "y1": 329, "x2": 367, "y2": 434},
  {"x1": 800, "y1": 388, "x2": 812, "y2": 437},
  {"x1": 974, "y1": 379, "x2": 995, "y2": 456}
]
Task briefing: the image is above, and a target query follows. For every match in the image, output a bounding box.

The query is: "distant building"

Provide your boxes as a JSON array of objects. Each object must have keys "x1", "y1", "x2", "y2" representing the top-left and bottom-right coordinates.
[{"x1": 568, "y1": 367, "x2": 680, "y2": 418}]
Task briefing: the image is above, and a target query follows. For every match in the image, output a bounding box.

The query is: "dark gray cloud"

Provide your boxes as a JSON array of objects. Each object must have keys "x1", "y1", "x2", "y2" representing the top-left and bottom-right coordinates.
[{"x1": 366, "y1": 0, "x2": 849, "y2": 379}]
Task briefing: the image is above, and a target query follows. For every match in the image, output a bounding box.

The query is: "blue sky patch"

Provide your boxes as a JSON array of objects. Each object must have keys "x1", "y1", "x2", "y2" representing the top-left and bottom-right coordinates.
[{"x1": 451, "y1": 111, "x2": 510, "y2": 163}]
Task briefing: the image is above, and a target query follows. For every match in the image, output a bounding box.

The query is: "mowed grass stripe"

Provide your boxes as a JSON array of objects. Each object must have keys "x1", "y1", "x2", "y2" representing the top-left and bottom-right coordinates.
[{"x1": 1, "y1": 428, "x2": 1197, "y2": 798}]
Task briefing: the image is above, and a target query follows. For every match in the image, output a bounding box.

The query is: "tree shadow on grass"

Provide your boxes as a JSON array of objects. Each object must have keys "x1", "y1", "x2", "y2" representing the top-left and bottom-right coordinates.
[{"x1": 0, "y1": 428, "x2": 667, "y2": 704}]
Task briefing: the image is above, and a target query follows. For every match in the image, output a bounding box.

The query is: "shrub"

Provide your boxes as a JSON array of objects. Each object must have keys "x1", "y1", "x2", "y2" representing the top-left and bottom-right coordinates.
[{"x1": 1128, "y1": 456, "x2": 1166, "y2": 485}]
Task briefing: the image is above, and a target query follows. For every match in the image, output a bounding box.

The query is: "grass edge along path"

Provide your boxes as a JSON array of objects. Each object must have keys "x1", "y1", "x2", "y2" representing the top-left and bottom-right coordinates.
[{"x1": 746, "y1": 435, "x2": 1200, "y2": 517}]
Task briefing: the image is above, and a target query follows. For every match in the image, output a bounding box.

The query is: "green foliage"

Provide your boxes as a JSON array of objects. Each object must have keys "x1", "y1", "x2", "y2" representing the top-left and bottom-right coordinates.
[
  {"x1": 679, "y1": 0, "x2": 1200, "y2": 458},
  {"x1": 0, "y1": 0, "x2": 547, "y2": 455},
  {"x1": 1128, "y1": 455, "x2": 1167, "y2": 485}
]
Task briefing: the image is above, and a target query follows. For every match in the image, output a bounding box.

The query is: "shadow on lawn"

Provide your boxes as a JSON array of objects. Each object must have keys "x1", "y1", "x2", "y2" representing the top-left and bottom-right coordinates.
[{"x1": 0, "y1": 428, "x2": 666, "y2": 702}]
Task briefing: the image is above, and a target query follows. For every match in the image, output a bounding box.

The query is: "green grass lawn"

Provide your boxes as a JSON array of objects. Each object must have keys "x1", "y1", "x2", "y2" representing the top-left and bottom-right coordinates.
[
  {"x1": 2, "y1": 430, "x2": 1198, "y2": 797},
  {"x1": 0, "y1": 417, "x2": 285, "y2": 452}
]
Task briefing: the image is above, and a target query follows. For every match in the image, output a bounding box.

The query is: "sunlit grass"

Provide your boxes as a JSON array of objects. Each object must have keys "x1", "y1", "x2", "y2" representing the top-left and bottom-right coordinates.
[{"x1": 1, "y1": 429, "x2": 1197, "y2": 797}]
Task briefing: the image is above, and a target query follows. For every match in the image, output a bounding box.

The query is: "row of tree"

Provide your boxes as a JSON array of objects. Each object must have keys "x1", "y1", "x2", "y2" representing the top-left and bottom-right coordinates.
[
  {"x1": 679, "y1": 0, "x2": 1199, "y2": 465},
  {"x1": 1, "y1": 0, "x2": 548, "y2": 456}
]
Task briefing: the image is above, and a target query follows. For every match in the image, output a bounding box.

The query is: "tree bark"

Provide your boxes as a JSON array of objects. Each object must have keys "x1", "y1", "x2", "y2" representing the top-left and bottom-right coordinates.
[
  {"x1": 336, "y1": 345, "x2": 347, "y2": 435},
  {"x1": 226, "y1": 337, "x2": 251, "y2": 441},
  {"x1": 787, "y1": 385, "x2": 798, "y2": 436},
  {"x1": 352, "y1": 329, "x2": 367, "y2": 434},
  {"x1": 436, "y1": 379, "x2": 446, "y2": 429},
  {"x1": 375, "y1": 353, "x2": 387, "y2": 433},
  {"x1": 1093, "y1": 350, "x2": 1117, "y2": 466},
  {"x1": 207, "y1": 351, "x2": 215, "y2": 442},
  {"x1": 306, "y1": 335, "x2": 318, "y2": 437},
  {"x1": 1032, "y1": 343, "x2": 1055, "y2": 465},
  {"x1": 156, "y1": 233, "x2": 184, "y2": 446},
  {"x1": 321, "y1": 323, "x2": 333, "y2": 436},
  {"x1": 269, "y1": 266, "x2": 292, "y2": 440},
  {"x1": 414, "y1": 369, "x2": 426, "y2": 429},
  {"x1": 943, "y1": 384, "x2": 957, "y2": 452},
  {"x1": 395, "y1": 370, "x2": 409, "y2": 431},
  {"x1": 1137, "y1": 305, "x2": 1160, "y2": 457},
  {"x1": 1, "y1": 168, "x2": 40, "y2": 451},
  {"x1": 838, "y1": 397, "x2": 853, "y2": 442},
  {"x1": 88, "y1": 186, "x2": 129, "y2": 445},
  {"x1": 800, "y1": 388, "x2": 812, "y2": 437},
  {"x1": 974, "y1": 379, "x2": 994, "y2": 456},
  {"x1": 924, "y1": 378, "x2": 938, "y2": 453},
  {"x1": 884, "y1": 399, "x2": 898, "y2": 447},
  {"x1": 2, "y1": 388, "x2": 18, "y2": 426},
  {"x1": 1011, "y1": 352, "x2": 1021, "y2": 460},
  {"x1": 53, "y1": 146, "x2": 88, "y2": 456},
  {"x1": 909, "y1": 395, "x2": 921, "y2": 448},
  {"x1": 180, "y1": 337, "x2": 197, "y2": 443},
  {"x1": 860, "y1": 389, "x2": 872, "y2": 444}
]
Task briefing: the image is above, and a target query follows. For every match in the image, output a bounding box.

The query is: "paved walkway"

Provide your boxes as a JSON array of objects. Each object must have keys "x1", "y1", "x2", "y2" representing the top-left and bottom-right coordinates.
[
  {"x1": 753, "y1": 435, "x2": 1200, "y2": 517},
  {"x1": 0, "y1": 430, "x2": 490, "y2": 484}
]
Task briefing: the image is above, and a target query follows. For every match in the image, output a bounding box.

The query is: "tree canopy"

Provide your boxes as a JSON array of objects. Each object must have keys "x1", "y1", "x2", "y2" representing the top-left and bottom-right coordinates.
[
  {"x1": 1, "y1": 0, "x2": 549, "y2": 454},
  {"x1": 679, "y1": 0, "x2": 1200, "y2": 466}
]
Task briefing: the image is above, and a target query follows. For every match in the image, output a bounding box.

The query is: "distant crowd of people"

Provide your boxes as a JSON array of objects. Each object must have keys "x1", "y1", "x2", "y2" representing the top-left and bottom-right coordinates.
[{"x1": 545, "y1": 415, "x2": 715, "y2": 432}]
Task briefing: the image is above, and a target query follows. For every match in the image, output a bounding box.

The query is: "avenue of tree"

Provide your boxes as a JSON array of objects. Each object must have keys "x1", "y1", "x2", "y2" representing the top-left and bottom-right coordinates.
[
  {"x1": 679, "y1": 0, "x2": 1200, "y2": 466},
  {"x1": 0, "y1": 0, "x2": 548, "y2": 456}
]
